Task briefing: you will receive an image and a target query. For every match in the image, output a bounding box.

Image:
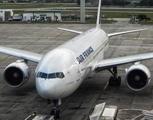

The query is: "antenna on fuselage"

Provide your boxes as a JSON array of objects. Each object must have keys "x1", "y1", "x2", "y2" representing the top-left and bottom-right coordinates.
[{"x1": 96, "y1": 0, "x2": 102, "y2": 28}]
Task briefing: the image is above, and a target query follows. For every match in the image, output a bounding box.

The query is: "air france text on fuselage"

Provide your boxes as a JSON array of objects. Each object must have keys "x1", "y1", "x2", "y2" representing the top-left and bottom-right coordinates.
[{"x1": 76, "y1": 46, "x2": 94, "y2": 64}]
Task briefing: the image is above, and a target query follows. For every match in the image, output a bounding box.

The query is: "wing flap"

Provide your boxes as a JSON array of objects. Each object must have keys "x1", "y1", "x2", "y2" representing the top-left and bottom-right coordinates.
[
  {"x1": 108, "y1": 28, "x2": 147, "y2": 37},
  {"x1": 0, "y1": 46, "x2": 43, "y2": 63},
  {"x1": 95, "y1": 52, "x2": 153, "y2": 71}
]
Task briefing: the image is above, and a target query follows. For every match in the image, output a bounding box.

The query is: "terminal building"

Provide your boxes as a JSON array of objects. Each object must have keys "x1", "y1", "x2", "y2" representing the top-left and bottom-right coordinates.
[
  {"x1": 0, "y1": 9, "x2": 13, "y2": 21},
  {"x1": 23, "y1": 10, "x2": 61, "y2": 22}
]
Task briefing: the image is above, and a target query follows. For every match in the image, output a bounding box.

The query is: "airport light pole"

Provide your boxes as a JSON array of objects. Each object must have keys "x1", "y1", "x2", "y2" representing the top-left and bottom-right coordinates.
[{"x1": 80, "y1": 0, "x2": 85, "y2": 23}]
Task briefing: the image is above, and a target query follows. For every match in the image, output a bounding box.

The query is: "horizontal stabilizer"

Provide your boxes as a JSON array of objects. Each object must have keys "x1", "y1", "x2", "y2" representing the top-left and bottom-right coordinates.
[
  {"x1": 108, "y1": 28, "x2": 148, "y2": 37},
  {"x1": 57, "y1": 27, "x2": 83, "y2": 34}
]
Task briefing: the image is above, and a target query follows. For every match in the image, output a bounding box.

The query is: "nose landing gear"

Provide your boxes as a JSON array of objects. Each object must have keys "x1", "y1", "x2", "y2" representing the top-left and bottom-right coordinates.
[{"x1": 50, "y1": 99, "x2": 61, "y2": 119}]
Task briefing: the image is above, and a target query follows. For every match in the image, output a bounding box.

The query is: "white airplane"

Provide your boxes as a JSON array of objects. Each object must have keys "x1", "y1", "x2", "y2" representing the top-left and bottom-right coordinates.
[{"x1": 0, "y1": 0, "x2": 151, "y2": 119}]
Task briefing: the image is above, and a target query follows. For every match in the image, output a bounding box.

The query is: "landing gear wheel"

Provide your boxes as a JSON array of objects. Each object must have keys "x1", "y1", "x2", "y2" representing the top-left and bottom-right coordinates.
[
  {"x1": 109, "y1": 76, "x2": 114, "y2": 86},
  {"x1": 108, "y1": 67, "x2": 122, "y2": 86},
  {"x1": 50, "y1": 108, "x2": 55, "y2": 115},
  {"x1": 50, "y1": 99, "x2": 61, "y2": 119},
  {"x1": 116, "y1": 76, "x2": 121, "y2": 86},
  {"x1": 109, "y1": 76, "x2": 121, "y2": 86},
  {"x1": 55, "y1": 109, "x2": 60, "y2": 119},
  {"x1": 50, "y1": 108, "x2": 61, "y2": 119}
]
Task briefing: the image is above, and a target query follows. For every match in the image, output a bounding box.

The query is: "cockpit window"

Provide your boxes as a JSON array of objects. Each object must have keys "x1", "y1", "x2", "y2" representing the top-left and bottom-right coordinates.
[
  {"x1": 37, "y1": 72, "x2": 65, "y2": 79},
  {"x1": 48, "y1": 73, "x2": 56, "y2": 79},
  {"x1": 56, "y1": 72, "x2": 65, "y2": 78},
  {"x1": 37, "y1": 72, "x2": 47, "y2": 79}
]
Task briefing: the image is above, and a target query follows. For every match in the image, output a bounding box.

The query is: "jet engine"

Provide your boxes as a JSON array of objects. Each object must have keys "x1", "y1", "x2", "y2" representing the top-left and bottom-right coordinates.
[
  {"x1": 125, "y1": 64, "x2": 150, "y2": 91},
  {"x1": 3, "y1": 60, "x2": 31, "y2": 88}
]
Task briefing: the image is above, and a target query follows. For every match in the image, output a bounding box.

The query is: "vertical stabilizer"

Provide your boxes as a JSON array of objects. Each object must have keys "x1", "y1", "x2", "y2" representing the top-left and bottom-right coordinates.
[{"x1": 96, "y1": 0, "x2": 102, "y2": 28}]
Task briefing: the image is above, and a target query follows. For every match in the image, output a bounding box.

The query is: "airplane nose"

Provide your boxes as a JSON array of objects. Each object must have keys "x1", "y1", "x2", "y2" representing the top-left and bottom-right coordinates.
[{"x1": 36, "y1": 78, "x2": 55, "y2": 99}]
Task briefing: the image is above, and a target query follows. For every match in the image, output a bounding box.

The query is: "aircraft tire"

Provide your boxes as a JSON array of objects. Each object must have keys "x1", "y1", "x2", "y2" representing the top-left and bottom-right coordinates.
[
  {"x1": 54, "y1": 109, "x2": 60, "y2": 119},
  {"x1": 109, "y1": 76, "x2": 114, "y2": 86},
  {"x1": 50, "y1": 109, "x2": 55, "y2": 115},
  {"x1": 116, "y1": 76, "x2": 121, "y2": 86}
]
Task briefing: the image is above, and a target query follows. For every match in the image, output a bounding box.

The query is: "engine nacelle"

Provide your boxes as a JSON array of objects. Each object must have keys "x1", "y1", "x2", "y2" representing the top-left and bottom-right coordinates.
[
  {"x1": 125, "y1": 64, "x2": 150, "y2": 92},
  {"x1": 3, "y1": 60, "x2": 31, "y2": 88}
]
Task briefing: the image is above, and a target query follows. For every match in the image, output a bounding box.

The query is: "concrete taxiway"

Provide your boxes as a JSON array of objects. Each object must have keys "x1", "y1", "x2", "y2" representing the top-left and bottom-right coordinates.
[{"x1": 0, "y1": 19, "x2": 153, "y2": 120}]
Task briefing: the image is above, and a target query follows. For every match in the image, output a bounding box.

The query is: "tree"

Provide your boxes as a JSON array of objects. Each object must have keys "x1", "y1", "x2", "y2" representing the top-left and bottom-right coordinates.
[
  {"x1": 118, "y1": 0, "x2": 125, "y2": 5},
  {"x1": 138, "y1": 14, "x2": 147, "y2": 20},
  {"x1": 125, "y1": 1, "x2": 131, "y2": 5},
  {"x1": 148, "y1": 0, "x2": 153, "y2": 6},
  {"x1": 140, "y1": 0, "x2": 148, "y2": 6},
  {"x1": 112, "y1": 0, "x2": 121, "y2": 5},
  {"x1": 77, "y1": 0, "x2": 87, "y2": 5},
  {"x1": 102, "y1": 0, "x2": 112, "y2": 5},
  {"x1": 112, "y1": 0, "x2": 129, "y2": 5},
  {"x1": 77, "y1": 0, "x2": 80, "y2": 5},
  {"x1": 112, "y1": 0, "x2": 116, "y2": 5}
]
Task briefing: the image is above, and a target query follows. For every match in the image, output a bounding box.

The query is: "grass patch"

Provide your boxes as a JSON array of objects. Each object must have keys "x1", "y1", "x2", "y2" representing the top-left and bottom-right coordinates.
[
  {"x1": 0, "y1": 3, "x2": 77, "y2": 9},
  {"x1": 13, "y1": 10, "x2": 24, "y2": 14},
  {"x1": 102, "y1": 20, "x2": 117, "y2": 23},
  {"x1": 0, "y1": 19, "x2": 116, "y2": 24},
  {"x1": 102, "y1": 12, "x2": 131, "y2": 18},
  {"x1": 137, "y1": 21, "x2": 153, "y2": 25},
  {"x1": 102, "y1": 8, "x2": 153, "y2": 12},
  {"x1": 86, "y1": 19, "x2": 117, "y2": 24},
  {"x1": 130, "y1": 18, "x2": 153, "y2": 25}
]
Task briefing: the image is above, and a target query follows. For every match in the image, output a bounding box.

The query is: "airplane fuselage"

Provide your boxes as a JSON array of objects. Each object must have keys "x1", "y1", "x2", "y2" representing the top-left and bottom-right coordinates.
[
  {"x1": 0, "y1": 0, "x2": 149, "y2": 118},
  {"x1": 35, "y1": 27, "x2": 109, "y2": 100}
]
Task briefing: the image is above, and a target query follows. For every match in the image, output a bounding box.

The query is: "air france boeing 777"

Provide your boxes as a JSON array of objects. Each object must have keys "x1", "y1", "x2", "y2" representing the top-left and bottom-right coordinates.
[{"x1": 0, "y1": 0, "x2": 152, "y2": 118}]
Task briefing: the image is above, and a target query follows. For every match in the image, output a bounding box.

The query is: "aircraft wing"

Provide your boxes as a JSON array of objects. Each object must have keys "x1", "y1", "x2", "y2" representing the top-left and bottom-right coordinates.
[
  {"x1": 94, "y1": 52, "x2": 153, "y2": 71},
  {"x1": 107, "y1": 28, "x2": 147, "y2": 37},
  {"x1": 57, "y1": 27, "x2": 83, "y2": 34},
  {"x1": 0, "y1": 46, "x2": 43, "y2": 63}
]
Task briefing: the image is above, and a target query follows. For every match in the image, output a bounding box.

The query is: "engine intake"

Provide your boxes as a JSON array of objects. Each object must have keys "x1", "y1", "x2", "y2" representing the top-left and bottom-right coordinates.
[
  {"x1": 3, "y1": 60, "x2": 31, "y2": 88},
  {"x1": 125, "y1": 64, "x2": 150, "y2": 91}
]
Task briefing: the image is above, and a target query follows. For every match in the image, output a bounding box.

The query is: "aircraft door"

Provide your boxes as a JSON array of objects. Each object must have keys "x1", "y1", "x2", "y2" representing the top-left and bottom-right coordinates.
[
  {"x1": 71, "y1": 62, "x2": 81, "y2": 82},
  {"x1": 64, "y1": 62, "x2": 81, "y2": 85},
  {"x1": 74, "y1": 64, "x2": 81, "y2": 82},
  {"x1": 64, "y1": 62, "x2": 76, "y2": 84},
  {"x1": 64, "y1": 69, "x2": 74, "y2": 84}
]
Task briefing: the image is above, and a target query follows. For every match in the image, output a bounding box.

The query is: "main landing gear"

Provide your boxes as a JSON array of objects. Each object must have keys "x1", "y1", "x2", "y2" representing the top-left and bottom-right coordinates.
[
  {"x1": 49, "y1": 99, "x2": 61, "y2": 119},
  {"x1": 108, "y1": 67, "x2": 121, "y2": 86}
]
